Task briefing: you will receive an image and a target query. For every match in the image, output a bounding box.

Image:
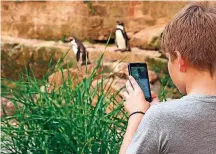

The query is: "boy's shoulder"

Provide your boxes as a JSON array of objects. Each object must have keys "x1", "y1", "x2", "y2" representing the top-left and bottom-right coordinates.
[
  {"x1": 149, "y1": 94, "x2": 216, "y2": 121},
  {"x1": 155, "y1": 98, "x2": 186, "y2": 112},
  {"x1": 150, "y1": 97, "x2": 186, "y2": 114}
]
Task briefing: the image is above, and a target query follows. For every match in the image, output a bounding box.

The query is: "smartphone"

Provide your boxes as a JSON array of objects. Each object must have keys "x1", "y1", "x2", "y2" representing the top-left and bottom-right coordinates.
[{"x1": 128, "y1": 63, "x2": 152, "y2": 102}]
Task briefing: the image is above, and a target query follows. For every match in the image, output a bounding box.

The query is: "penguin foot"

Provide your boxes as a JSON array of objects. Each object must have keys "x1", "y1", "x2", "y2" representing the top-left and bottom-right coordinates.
[
  {"x1": 115, "y1": 49, "x2": 121, "y2": 52},
  {"x1": 126, "y1": 48, "x2": 131, "y2": 52},
  {"x1": 120, "y1": 48, "x2": 131, "y2": 52},
  {"x1": 81, "y1": 61, "x2": 91, "y2": 65},
  {"x1": 115, "y1": 49, "x2": 126, "y2": 52}
]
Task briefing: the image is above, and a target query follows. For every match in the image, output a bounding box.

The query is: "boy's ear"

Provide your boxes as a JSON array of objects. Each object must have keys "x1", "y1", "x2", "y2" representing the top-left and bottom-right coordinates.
[{"x1": 175, "y1": 51, "x2": 187, "y2": 72}]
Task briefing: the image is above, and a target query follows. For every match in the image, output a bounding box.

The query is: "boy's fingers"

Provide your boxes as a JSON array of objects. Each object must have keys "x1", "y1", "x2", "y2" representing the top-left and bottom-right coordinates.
[
  {"x1": 151, "y1": 92, "x2": 157, "y2": 99},
  {"x1": 126, "y1": 80, "x2": 134, "y2": 93},
  {"x1": 123, "y1": 91, "x2": 129, "y2": 100},
  {"x1": 129, "y1": 76, "x2": 140, "y2": 90}
]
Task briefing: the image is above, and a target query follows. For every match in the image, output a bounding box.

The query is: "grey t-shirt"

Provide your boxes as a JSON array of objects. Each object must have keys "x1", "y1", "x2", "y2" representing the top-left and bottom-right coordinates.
[{"x1": 126, "y1": 94, "x2": 216, "y2": 154}]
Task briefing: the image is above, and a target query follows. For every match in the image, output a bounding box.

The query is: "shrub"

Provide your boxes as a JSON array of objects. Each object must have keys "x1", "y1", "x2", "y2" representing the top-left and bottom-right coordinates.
[{"x1": 1, "y1": 55, "x2": 128, "y2": 154}]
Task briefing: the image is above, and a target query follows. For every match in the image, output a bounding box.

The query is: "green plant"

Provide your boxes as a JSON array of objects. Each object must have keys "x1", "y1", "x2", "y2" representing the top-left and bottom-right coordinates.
[
  {"x1": 149, "y1": 36, "x2": 160, "y2": 50},
  {"x1": 61, "y1": 35, "x2": 66, "y2": 42},
  {"x1": 84, "y1": 0, "x2": 96, "y2": 15},
  {"x1": 1, "y1": 55, "x2": 127, "y2": 154},
  {"x1": 158, "y1": 74, "x2": 171, "y2": 102}
]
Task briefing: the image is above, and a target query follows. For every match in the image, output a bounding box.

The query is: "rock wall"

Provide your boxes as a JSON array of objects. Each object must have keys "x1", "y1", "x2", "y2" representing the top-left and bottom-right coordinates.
[
  {"x1": 1, "y1": 35, "x2": 166, "y2": 80},
  {"x1": 1, "y1": 36, "x2": 76, "y2": 80},
  {"x1": 2, "y1": 1, "x2": 188, "y2": 41}
]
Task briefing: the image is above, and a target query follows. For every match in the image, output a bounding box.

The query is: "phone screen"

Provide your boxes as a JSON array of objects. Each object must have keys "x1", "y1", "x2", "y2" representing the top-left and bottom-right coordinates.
[{"x1": 128, "y1": 63, "x2": 152, "y2": 102}]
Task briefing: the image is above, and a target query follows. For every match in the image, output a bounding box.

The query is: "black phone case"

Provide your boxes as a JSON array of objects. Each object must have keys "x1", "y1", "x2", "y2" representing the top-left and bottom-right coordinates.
[{"x1": 128, "y1": 63, "x2": 152, "y2": 102}]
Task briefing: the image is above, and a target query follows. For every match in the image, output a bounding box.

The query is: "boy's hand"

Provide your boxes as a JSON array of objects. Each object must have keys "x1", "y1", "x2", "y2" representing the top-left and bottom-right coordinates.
[{"x1": 123, "y1": 76, "x2": 150, "y2": 115}]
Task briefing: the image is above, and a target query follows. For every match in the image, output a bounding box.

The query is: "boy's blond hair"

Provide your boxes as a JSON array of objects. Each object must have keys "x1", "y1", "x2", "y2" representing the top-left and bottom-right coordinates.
[{"x1": 161, "y1": 3, "x2": 216, "y2": 75}]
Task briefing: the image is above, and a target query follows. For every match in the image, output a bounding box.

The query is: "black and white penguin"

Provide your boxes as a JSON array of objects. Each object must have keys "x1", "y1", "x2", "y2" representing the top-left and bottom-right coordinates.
[
  {"x1": 64, "y1": 37, "x2": 91, "y2": 65},
  {"x1": 115, "y1": 21, "x2": 131, "y2": 51}
]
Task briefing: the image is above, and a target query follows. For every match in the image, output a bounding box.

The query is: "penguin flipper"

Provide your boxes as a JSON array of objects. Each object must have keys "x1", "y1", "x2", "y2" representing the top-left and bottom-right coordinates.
[
  {"x1": 81, "y1": 49, "x2": 88, "y2": 64},
  {"x1": 123, "y1": 32, "x2": 131, "y2": 51},
  {"x1": 115, "y1": 38, "x2": 118, "y2": 48},
  {"x1": 76, "y1": 49, "x2": 81, "y2": 62},
  {"x1": 123, "y1": 32, "x2": 129, "y2": 41}
]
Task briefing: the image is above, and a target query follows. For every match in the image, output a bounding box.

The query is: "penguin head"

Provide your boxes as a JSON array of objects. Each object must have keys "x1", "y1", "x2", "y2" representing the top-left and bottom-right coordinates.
[
  {"x1": 116, "y1": 21, "x2": 124, "y2": 26},
  {"x1": 116, "y1": 21, "x2": 124, "y2": 30},
  {"x1": 65, "y1": 36, "x2": 75, "y2": 43}
]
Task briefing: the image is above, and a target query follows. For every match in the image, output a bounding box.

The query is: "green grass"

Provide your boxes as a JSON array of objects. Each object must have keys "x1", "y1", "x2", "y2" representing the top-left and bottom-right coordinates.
[
  {"x1": 84, "y1": 0, "x2": 96, "y2": 15},
  {"x1": 1, "y1": 55, "x2": 128, "y2": 154}
]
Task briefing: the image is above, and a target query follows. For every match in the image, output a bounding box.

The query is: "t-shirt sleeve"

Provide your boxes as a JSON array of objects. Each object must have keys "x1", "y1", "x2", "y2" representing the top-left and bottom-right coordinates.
[{"x1": 126, "y1": 105, "x2": 166, "y2": 154}]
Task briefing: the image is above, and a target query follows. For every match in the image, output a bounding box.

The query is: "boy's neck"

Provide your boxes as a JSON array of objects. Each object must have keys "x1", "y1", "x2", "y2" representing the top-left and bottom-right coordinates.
[{"x1": 185, "y1": 70, "x2": 216, "y2": 96}]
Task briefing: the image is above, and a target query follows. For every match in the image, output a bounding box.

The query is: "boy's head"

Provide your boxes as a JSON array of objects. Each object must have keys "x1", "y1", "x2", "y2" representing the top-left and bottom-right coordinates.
[{"x1": 161, "y1": 3, "x2": 216, "y2": 94}]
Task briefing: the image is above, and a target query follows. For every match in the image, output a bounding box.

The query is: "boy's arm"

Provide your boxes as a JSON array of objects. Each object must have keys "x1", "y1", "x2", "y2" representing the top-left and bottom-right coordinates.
[
  {"x1": 123, "y1": 105, "x2": 163, "y2": 154},
  {"x1": 119, "y1": 114, "x2": 144, "y2": 154},
  {"x1": 119, "y1": 76, "x2": 159, "y2": 154}
]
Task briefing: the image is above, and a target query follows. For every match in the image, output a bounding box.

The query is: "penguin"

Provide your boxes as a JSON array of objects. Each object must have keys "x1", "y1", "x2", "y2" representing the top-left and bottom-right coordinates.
[
  {"x1": 115, "y1": 21, "x2": 131, "y2": 52},
  {"x1": 64, "y1": 36, "x2": 91, "y2": 65}
]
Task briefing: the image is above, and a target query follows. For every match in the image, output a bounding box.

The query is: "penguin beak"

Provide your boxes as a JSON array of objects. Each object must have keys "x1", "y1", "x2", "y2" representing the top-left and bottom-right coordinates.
[
  {"x1": 64, "y1": 37, "x2": 73, "y2": 42},
  {"x1": 116, "y1": 21, "x2": 124, "y2": 26}
]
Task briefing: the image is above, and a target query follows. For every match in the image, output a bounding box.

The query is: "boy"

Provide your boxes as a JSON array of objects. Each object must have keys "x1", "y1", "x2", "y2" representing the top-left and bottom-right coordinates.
[{"x1": 120, "y1": 3, "x2": 216, "y2": 154}]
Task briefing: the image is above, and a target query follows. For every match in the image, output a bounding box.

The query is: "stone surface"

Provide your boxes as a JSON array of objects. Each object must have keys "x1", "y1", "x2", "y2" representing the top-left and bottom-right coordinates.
[
  {"x1": 130, "y1": 26, "x2": 164, "y2": 50},
  {"x1": 148, "y1": 70, "x2": 159, "y2": 84},
  {"x1": 2, "y1": 1, "x2": 188, "y2": 42},
  {"x1": 1, "y1": 97, "x2": 15, "y2": 117},
  {"x1": 103, "y1": 62, "x2": 129, "y2": 79},
  {"x1": 47, "y1": 64, "x2": 104, "y2": 91},
  {"x1": 102, "y1": 62, "x2": 158, "y2": 83},
  {"x1": 47, "y1": 62, "x2": 158, "y2": 94}
]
